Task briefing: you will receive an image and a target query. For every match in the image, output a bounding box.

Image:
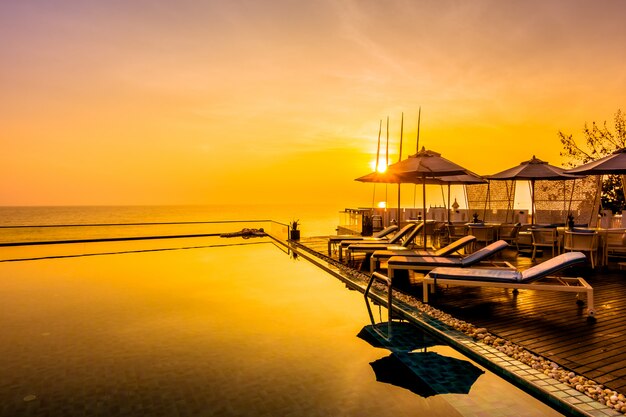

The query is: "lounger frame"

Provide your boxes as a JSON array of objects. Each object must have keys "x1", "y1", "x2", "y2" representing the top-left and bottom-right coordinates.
[{"x1": 422, "y1": 275, "x2": 595, "y2": 317}]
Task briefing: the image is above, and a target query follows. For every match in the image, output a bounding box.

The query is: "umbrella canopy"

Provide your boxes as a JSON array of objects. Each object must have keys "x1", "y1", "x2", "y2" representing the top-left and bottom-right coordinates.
[
  {"x1": 487, "y1": 156, "x2": 582, "y2": 224},
  {"x1": 565, "y1": 148, "x2": 626, "y2": 175},
  {"x1": 388, "y1": 147, "x2": 468, "y2": 177},
  {"x1": 387, "y1": 148, "x2": 471, "y2": 248},
  {"x1": 356, "y1": 148, "x2": 475, "y2": 240},
  {"x1": 355, "y1": 171, "x2": 485, "y2": 186},
  {"x1": 565, "y1": 148, "x2": 626, "y2": 210},
  {"x1": 487, "y1": 155, "x2": 580, "y2": 180},
  {"x1": 370, "y1": 352, "x2": 484, "y2": 397}
]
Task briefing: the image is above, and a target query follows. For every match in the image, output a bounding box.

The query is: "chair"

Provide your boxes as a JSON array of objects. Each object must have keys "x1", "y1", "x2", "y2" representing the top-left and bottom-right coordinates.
[
  {"x1": 369, "y1": 235, "x2": 477, "y2": 273},
  {"x1": 498, "y1": 224, "x2": 521, "y2": 251},
  {"x1": 415, "y1": 220, "x2": 438, "y2": 248},
  {"x1": 339, "y1": 223, "x2": 417, "y2": 263},
  {"x1": 563, "y1": 230, "x2": 599, "y2": 269},
  {"x1": 382, "y1": 240, "x2": 509, "y2": 277},
  {"x1": 421, "y1": 252, "x2": 594, "y2": 317},
  {"x1": 604, "y1": 229, "x2": 626, "y2": 264},
  {"x1": 467, "y1": 225, "x2": 495, "y2": 252},
  {"x1": 530, "y1": 228, "x2": 560, "y2": 261},
  {"x1": 327, "y1": 225, "x2": 398, "y2": 256},
  {"x1": 446, "y1": 224, "x2": 467, "y2": 241},
  {"x1": 345, "y1": 223, "x2": 423, "y2": 264}
]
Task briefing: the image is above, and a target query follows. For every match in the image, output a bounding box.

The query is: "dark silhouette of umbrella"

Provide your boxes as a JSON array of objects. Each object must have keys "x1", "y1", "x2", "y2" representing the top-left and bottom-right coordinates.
[
  {"x1": 487, "y1": 156, "x2": 582, "y2": 224},
  {"x1": 565, "y1": 148, "x2": 626, "y2": 203},
  {"x1": 370, "y1": 352, "x2": 484, "y2": 397},
  {"x1": 565, "y1": 148, "x2": 626, "y2": 175},
  {"x1": 381, "y1": 147, "x2": 471, "y2": 249},
  {"x1": 355, "y1": 171, "x2": 486, "y2": 222},
  {"x1": 356, "y1": 159, "x2": 480, "y2": 233},
  {"x1": 357, "y1": 322, "x2": 440, "y2": 353}
]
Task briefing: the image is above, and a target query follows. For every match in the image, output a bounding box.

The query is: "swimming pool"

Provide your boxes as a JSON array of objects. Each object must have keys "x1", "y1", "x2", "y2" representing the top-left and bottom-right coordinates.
[{"x1": 0, "y1": 236, "x2": 565, "y2": 416}]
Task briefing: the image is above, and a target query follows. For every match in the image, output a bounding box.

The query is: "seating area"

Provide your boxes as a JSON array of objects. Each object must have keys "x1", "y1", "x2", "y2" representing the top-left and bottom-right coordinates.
[
  {"x1": 327, "y1": 219, "x2": 626, "y2": 270},
  {"x1": 344, "y1": 223, "x2": 423, "y2": 264},
  {"x1": 337, "y1": 223, "x2": 415, "y2": 262},
  {"x1": 422, "y1": 252, "x2": 594, "y2": 317}
]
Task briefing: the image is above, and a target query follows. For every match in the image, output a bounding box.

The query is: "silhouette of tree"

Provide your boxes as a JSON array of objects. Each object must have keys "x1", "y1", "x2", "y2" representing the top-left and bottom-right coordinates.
[{"x1": 558, "y1": 110, "x2": 625, "y2": 213}]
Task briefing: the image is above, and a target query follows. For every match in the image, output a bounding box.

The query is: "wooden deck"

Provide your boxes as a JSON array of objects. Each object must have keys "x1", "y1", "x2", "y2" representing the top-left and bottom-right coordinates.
[{"x1": 298, "y1": 236, "x2": 626, "y2": 393}]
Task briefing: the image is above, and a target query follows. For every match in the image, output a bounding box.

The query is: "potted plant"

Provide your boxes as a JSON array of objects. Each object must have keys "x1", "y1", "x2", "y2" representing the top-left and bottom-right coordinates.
[{"x1": 290, "y1": 220, "x2": 300, "y2": 240}]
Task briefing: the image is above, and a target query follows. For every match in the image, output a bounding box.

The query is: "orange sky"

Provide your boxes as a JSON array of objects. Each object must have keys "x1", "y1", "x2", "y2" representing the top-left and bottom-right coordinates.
[{"x1": 2, "y1": 0, "x2": 626, "y2": 207}]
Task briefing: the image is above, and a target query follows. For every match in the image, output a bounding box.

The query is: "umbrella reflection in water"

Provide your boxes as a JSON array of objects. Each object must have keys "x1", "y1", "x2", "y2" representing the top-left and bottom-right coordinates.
[
  {"x1": 359, "y1": 299, "x2": 484, "y2": 398},
  {"x1": 370, "y1": 351, "x2": 485, "y2": 397}
]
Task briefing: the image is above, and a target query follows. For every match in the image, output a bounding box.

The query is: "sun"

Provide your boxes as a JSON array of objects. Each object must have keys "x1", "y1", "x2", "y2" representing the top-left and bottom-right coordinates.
[{"x1": 369, "y1": 159, "x2": 388, "y2": 173}]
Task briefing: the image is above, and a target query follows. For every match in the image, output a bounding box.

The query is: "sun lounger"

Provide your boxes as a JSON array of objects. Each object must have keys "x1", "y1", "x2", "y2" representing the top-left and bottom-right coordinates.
[
  {"x1": 422, "y1": 252, "x2": 594, "y2": 317},
  {"x1": 345, "y1": 223, "x2": 424, "y2": 264},
  {"x1": 338, "y1": 223, "x2": 416, "y2": 262},
  {"x1": 384, "y1": 240, "x2": 510, "y2": 276},
  {"x1": 327, "y1": 225, "x2": 398, "y2": 256},
  {"x1": 369, "y1": 235, "x2": 477, "y2": 273}
]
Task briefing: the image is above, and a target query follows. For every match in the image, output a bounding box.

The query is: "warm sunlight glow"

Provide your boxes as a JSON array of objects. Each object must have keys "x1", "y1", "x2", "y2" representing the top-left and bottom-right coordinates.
[
  {"x1": 2, "y1": 1, "x2": 625, "y2": 206},
  {"x1": 369, "y1": 159, "x2": 388, "y2": 173},
  {"x1": 377, "y1": 201, "x2": 387, "y2": 209}
]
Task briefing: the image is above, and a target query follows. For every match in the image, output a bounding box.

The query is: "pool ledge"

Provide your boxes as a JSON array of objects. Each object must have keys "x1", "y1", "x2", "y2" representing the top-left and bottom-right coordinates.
[{"x1": 290, "y1": 241, "x2": 622, "y2": 417}]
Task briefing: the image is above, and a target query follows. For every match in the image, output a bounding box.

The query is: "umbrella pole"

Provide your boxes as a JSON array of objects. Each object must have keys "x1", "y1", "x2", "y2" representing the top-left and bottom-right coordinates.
[
  {"x1": 397, "y1": 183, "x2": 401, "y2": 224},
  {"x1": 423, "y1": 174, "x2": 427, "y2": 250},
  {"x1": 530, "y1": 179, "x2": 535, "y2": 225},
  {"x1": 446, "y1": 183, "x2": 451, "y2": 224}
]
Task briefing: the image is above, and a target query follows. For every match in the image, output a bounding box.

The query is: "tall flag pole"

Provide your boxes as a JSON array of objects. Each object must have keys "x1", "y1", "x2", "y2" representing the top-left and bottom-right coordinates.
[
  {"x1": 385, "y1": 116, "x2": 389, "y2": 211},
  {"x1": 416, "y1": 107, "x2": 421, "y2": 153},
  {"x1": 397, "y1": 113, "x2": 404, "y2": 222},
  {"x1": 372, "y1": 120, "x2": 382, "y2": 210}
]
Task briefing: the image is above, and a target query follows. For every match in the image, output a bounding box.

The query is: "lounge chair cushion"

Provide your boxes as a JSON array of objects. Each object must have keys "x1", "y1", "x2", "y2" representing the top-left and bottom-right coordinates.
[
  {"x1": 520, "y1": 252, "x2": 587, "y2": 281},
  {"x1": 387, "y1": 240, "x2": 508, "y2": 268},
  {"x1": 571, "y1": 227, "x2": 595, "y2": 234},
  {"x1": 428, "y1": 267, "x2": 523, "y2": 282},
  {"x1": 428, "y1": 252, "x2": 587, "y2": 283}
]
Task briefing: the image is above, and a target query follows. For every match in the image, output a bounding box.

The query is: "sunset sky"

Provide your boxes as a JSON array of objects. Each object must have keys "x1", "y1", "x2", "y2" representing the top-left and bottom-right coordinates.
[{"x1": 2, "y1": 0, "x2": 626, "y2": 207}]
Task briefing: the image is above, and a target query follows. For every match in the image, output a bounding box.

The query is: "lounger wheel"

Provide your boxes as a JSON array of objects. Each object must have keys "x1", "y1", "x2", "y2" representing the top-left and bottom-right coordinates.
[{"x1": 587, "y1": 309, "x2": 596, "y2": 322}]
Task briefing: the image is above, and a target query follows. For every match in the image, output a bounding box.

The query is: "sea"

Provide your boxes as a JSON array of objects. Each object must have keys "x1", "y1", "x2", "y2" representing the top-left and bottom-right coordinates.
[{"x1": 0, "y1": 204, "x2": 342, "y2": 244}]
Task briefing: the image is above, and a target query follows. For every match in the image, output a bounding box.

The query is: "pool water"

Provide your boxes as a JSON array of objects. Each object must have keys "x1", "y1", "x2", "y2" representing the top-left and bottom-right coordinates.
[{"x1": 0, "y1": 237, "x2": 565, "y2": 416}]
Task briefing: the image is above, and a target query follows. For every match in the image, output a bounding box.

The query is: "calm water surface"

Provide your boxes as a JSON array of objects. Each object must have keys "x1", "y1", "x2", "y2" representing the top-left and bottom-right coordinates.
[{"x1": 0, "y1": 207, "x2": 566, "y2": 416}]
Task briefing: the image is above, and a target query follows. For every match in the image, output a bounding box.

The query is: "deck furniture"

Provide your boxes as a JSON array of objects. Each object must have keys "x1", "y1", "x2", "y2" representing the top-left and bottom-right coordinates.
[
  {"x1": 603, "y1": 228, "x2": 626, "y2": 265},
  {"x1": 338, "y1": 224, "x2": 415, "y2": 262},
  {"x1": 498, "y1": 224, "x2": 521, "y2": 251},
  {"x1": 563, "y1": 230, "x2": 599, "y2": 269},
  {"x1": 382, "y1": 240, "x2": 509, "y2": 277},
  {"x1": 530, "y1": 227, "x2": 560, "y2": 261},
  {"x1": 369, "y1": 235, "x2": 477, "y2": 273},
  {"x1": 468, "y1": 225, "x2": 495, "y2": 252},
  {"x1": 422, "y1": 252, "x2": 594, "y2": 317},
  {"x1": 345, "y1": 223, "x2": 423, "y2": 264},
  {"x1": 446, "y1": 224, "x2": 468, "y2": 241},
  {"x1": 327, "y1": 225, "x2": 398, "y2": 256}
]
